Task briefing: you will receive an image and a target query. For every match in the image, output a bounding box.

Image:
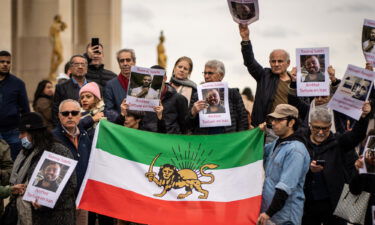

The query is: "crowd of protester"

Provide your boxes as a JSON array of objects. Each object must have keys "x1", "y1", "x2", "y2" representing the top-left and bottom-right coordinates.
[{"x1": 0, "y1": 22, "x2": 374, "y2": 225}]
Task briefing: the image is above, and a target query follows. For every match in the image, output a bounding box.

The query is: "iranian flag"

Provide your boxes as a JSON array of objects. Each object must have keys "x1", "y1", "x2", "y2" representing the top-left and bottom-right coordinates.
[{"x1": 77, "y1": 120, "x2": 264, "y2": 225}]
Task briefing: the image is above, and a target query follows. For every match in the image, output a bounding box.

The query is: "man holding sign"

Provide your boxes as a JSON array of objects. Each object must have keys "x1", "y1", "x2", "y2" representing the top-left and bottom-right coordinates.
[{"x1": 188, "y1": 60, "x2": 248, "y2": 134}]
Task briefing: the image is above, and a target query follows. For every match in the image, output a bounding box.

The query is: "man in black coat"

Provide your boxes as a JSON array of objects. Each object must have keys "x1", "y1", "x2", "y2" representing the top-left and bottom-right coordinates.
[
  {"x1": 239, "y1": 24, "x2": 292, "y2": 127},
  {"x1": 300, "y1": 103, "x2": 371, "y2": 225},
  {"x1": 52, "y1": 55, "x2": 89, "y2": 126},
  {"x1": 84, "y1": 43, "x2": 116, "y2": 89},
  {"x1": 187, "y1": 60, "x2": 248, "y2": 134}
]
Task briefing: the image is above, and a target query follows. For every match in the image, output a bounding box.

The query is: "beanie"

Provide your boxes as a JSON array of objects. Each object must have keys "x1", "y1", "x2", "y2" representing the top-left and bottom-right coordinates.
[{"x1": 79, "y1": 82, "x2": 101, "y2": 100}]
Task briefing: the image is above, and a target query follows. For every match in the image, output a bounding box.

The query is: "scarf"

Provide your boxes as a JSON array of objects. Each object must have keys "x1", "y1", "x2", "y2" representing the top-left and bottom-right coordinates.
[
  {"x1": 170, "y1": 76, "x2": 197, "y2": 89},
  {"x1": 118, "y1": 73, "x2": 129, "y2": 91},
  {"x1": 308, "y1": 99, "x2": 336, "y2": 133}
]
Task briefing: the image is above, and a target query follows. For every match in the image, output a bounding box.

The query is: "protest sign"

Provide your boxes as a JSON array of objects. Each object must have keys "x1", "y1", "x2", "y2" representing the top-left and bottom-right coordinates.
[
  {"x1": 127, "y1": 66, "x2": 164, "y2": 112},
  {"x1": 197, "y1": 82, "x2": 231, "y2": 128},
  {"x1": 362, "y1": 19, "x2": 375, "y2": 67},
  {"x1": 296, "y1": 47, "x2": 330, "y2": 96},
  {"x1": 328, "y1": 64, "x2": 375, "y2": 120},
  {"x1": 227, "y1": 0, "x2": 259, "y2": 25},
  {"x1": 23, "y1": 151, "x2": 77, "y2": 208}
]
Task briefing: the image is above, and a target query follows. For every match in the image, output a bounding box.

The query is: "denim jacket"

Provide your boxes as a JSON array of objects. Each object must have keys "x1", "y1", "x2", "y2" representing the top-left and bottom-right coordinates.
[{"x1": 262, "y1": 139, "x2": 310, "y2": 225}]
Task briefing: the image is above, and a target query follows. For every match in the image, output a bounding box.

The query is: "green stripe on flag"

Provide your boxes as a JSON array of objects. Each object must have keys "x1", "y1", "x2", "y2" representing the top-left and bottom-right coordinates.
[{"x1": 96, "y1": 120, "x2": 263, "y2": 169}]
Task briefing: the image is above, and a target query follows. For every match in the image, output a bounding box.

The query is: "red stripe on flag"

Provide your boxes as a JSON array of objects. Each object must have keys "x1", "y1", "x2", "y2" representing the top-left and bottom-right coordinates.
[{"x1": 78, "y1": 179, "x2": 262, "y2": 225}]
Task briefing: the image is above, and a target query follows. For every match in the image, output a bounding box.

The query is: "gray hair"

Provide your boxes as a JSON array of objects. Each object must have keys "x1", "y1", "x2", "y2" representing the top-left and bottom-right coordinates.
[
  {"x1": 269, "y1": 49, "x2": 290, "y2": 62},
  {"x1": 59, "y1": 99, "x2": 81, "y2": 112},
  {"x1": 117, "y1": 48, "x2": 136, "y2": 63},
  {"x1": 310, "y1": 108, "x2": 332, "y2": 123},
  {"x1": 205, "y1": 60, "x2": 225, "y2": 76},
  {"x1": 69, "y1": 55, "x2": 88, "y2": 67}
]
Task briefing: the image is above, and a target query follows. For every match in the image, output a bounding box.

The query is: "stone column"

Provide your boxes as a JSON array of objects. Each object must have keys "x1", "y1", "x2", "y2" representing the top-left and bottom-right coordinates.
[
  {"x1": 73, "y1": 0, "x2": 121, "y2": 73},
  {"x1": 0, "y1": 0, "x2": 12, "y2": 51},
  {"x1": 12, "y1": 0, "x2": 73, "y2": 98}
]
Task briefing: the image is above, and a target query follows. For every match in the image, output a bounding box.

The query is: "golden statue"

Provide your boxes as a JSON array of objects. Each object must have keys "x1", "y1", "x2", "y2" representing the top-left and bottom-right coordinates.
[
  {"x1": 49, "y1": 15, "x2": 67, "y2": 81},
  {"x1": 157, "y1": 31, "x2": 167, "y2": 69}
]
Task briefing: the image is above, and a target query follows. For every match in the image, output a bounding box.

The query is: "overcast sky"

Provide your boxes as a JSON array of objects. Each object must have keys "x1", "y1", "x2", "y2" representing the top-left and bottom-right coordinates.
[{"x1": 121, "y1": 0, "x2": 374, "y2": 93}]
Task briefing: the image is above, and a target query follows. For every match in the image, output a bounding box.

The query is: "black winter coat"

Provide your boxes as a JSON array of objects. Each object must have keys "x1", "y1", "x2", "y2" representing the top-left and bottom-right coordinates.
[
  {"x1": 301, "y1": 116, "x2": 369, "y2": 207},
  {"x1": 142, "y1": 84, "x2": 188, "y2": 134},
  {"x1": 241, "y1": 41, "x2": 284, "y2": 127},
  {"x1": 86, "y1": 64, "x2": 116, "y2": 89}
]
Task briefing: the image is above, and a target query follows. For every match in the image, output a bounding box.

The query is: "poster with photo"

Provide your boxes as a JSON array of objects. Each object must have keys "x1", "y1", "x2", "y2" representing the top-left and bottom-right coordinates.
[
  {"x1": 328, "y1": 64, "x2": 375, "y2": 120},
  {"x1": 127, "y1": 66, "x2": 165, "y2": 112},
  {"x1": 197, "y1": 82, "x2": 231, "y2": 128},
  {"x1": 296, "y1": 47, "x2": 330, "y2": 97},
  {"x1": 359, "y1": 136, "x2": 375, "y2": 174},
  {"x1": 227, "y1": 0, "x2": 259, "y2": 25},
  {"x1": 23, "y1": 151, "x2": 77, "y2": 208},
  {"x1": 362, "y1": 19, "x2": 375, "y2": 67}
]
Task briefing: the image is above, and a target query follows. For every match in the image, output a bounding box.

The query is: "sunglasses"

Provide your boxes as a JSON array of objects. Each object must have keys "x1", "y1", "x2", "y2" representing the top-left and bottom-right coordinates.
[{"x1": 60, "y1": 110, "x2": 80, "y2": 117}]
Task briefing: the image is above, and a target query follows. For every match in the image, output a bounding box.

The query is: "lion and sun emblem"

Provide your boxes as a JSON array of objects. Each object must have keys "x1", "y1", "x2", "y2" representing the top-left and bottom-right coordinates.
[{"x1": 145, "y1": 144, "x2": 218, "y2": 199}]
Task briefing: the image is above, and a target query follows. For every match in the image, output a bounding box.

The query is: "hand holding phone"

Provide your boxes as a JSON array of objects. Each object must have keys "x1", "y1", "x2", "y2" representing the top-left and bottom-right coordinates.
[
  {"x1": 316, "y1": 159, "x2": 326, "y2": 167},
  {"x1": 91, "y1": 38, "x2": 100, "y2": 53}
]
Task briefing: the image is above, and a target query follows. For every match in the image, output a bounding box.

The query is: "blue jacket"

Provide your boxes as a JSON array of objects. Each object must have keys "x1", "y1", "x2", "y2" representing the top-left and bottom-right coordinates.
[
  {"x1": 0, "y1": 74, "x2": 30, "y2": 131},
  {"x1": 52, "y1": 125, "x2": 92, "y2": 194},
  {"x1": 262, "y1": 138, "x2": 310, "y2": 225},
  {"x1": 104, "y1": 77, "x2": 127, "y2": 119}
]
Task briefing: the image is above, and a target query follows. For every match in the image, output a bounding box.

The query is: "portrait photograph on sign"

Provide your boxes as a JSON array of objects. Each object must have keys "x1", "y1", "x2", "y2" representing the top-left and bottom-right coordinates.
[
  {"x1": 197, "y1": 82, "x2": 231, "y2": 128},
  {"x1": 296, "y1": 47, "x2": 330, "y2": 97},
  {"x1": 347, "y1": 76, "x2": 372, "y2": 101},
  {"x1": 23, "y1": 151, "x2": 77, "y2": 208},
  {"x1": 227, "y1": 0, "x2": 259, "y2": 25},
  {"x1": 32, "y1": 159, "x2": 69, "y2": 193},
  {"x1": 362, "y1": 19, "x2": 375, "y2": 67},
  {"x1": 127, "y1": 66, "x2": 165, "y2": 112},
  {"x1": 328, "y1": 64, "x2": 375, "y2": 120},
  {"x1": 202, "y1": 88, "x2": 226, "y2": 114},
  {"x1": 300, "y1": 54, "x2": 326, "y2": 83},
  {"x1": 359, "y1": 136, "x2": 375, "y2": 174}
]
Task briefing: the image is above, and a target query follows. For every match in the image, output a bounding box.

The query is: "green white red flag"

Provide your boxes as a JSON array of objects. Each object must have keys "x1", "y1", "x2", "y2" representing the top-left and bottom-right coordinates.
[{"x1": 76, "y1": 120, "x2": 264, "y2": 225}]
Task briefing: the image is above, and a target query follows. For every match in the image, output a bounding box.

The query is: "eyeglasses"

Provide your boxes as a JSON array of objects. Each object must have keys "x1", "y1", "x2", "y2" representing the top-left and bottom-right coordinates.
[
  {"x1": 60, "y1": 111, "x2": 80, "y2": 117},
  {"x1": 72, "y1": 63, "x2": 87, "y2": 67},
  {"x1": 202, "y1": 71, "x2": 216, "y2": 75},
  {"x1": 311, "y1": 125, "x2": 331, "y2": 132}
]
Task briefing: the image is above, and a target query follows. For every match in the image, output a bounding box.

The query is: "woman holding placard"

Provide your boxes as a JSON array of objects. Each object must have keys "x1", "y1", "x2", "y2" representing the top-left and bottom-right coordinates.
[{"x1": 9, "y1": 112, "x2": 76, "y2": 225}]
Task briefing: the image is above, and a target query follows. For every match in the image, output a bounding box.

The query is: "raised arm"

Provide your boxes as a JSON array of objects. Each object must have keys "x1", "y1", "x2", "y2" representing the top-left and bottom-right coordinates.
[{"x1": 239, "y1": 24, "x2": 265, "y2": 82}]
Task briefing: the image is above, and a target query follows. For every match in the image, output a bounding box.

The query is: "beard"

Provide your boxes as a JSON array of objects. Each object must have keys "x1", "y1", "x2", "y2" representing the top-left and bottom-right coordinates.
[{"x1": 0, "y1": 71, "x2": 10, "y2": 76}]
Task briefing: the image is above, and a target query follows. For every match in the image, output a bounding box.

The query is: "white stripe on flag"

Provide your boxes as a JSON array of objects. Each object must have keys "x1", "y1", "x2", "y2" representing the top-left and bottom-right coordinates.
[{"x1": 87, "y1": 149, "x2": 264, "y2": 202}]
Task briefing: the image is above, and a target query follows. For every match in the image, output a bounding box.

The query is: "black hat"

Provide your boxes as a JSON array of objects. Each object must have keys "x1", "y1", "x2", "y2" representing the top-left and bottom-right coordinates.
[{"x1": 18, "y1": 112, "x2": 46, "y2": 132}]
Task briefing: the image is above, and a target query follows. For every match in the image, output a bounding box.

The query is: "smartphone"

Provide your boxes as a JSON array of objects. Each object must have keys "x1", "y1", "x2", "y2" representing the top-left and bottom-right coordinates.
[
  {"x1": 91, "y1": 38, "x2": 100, "y2": 53},
  {"x1": 316, "y1": 160, "x2": 326, "y2": 166}
]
